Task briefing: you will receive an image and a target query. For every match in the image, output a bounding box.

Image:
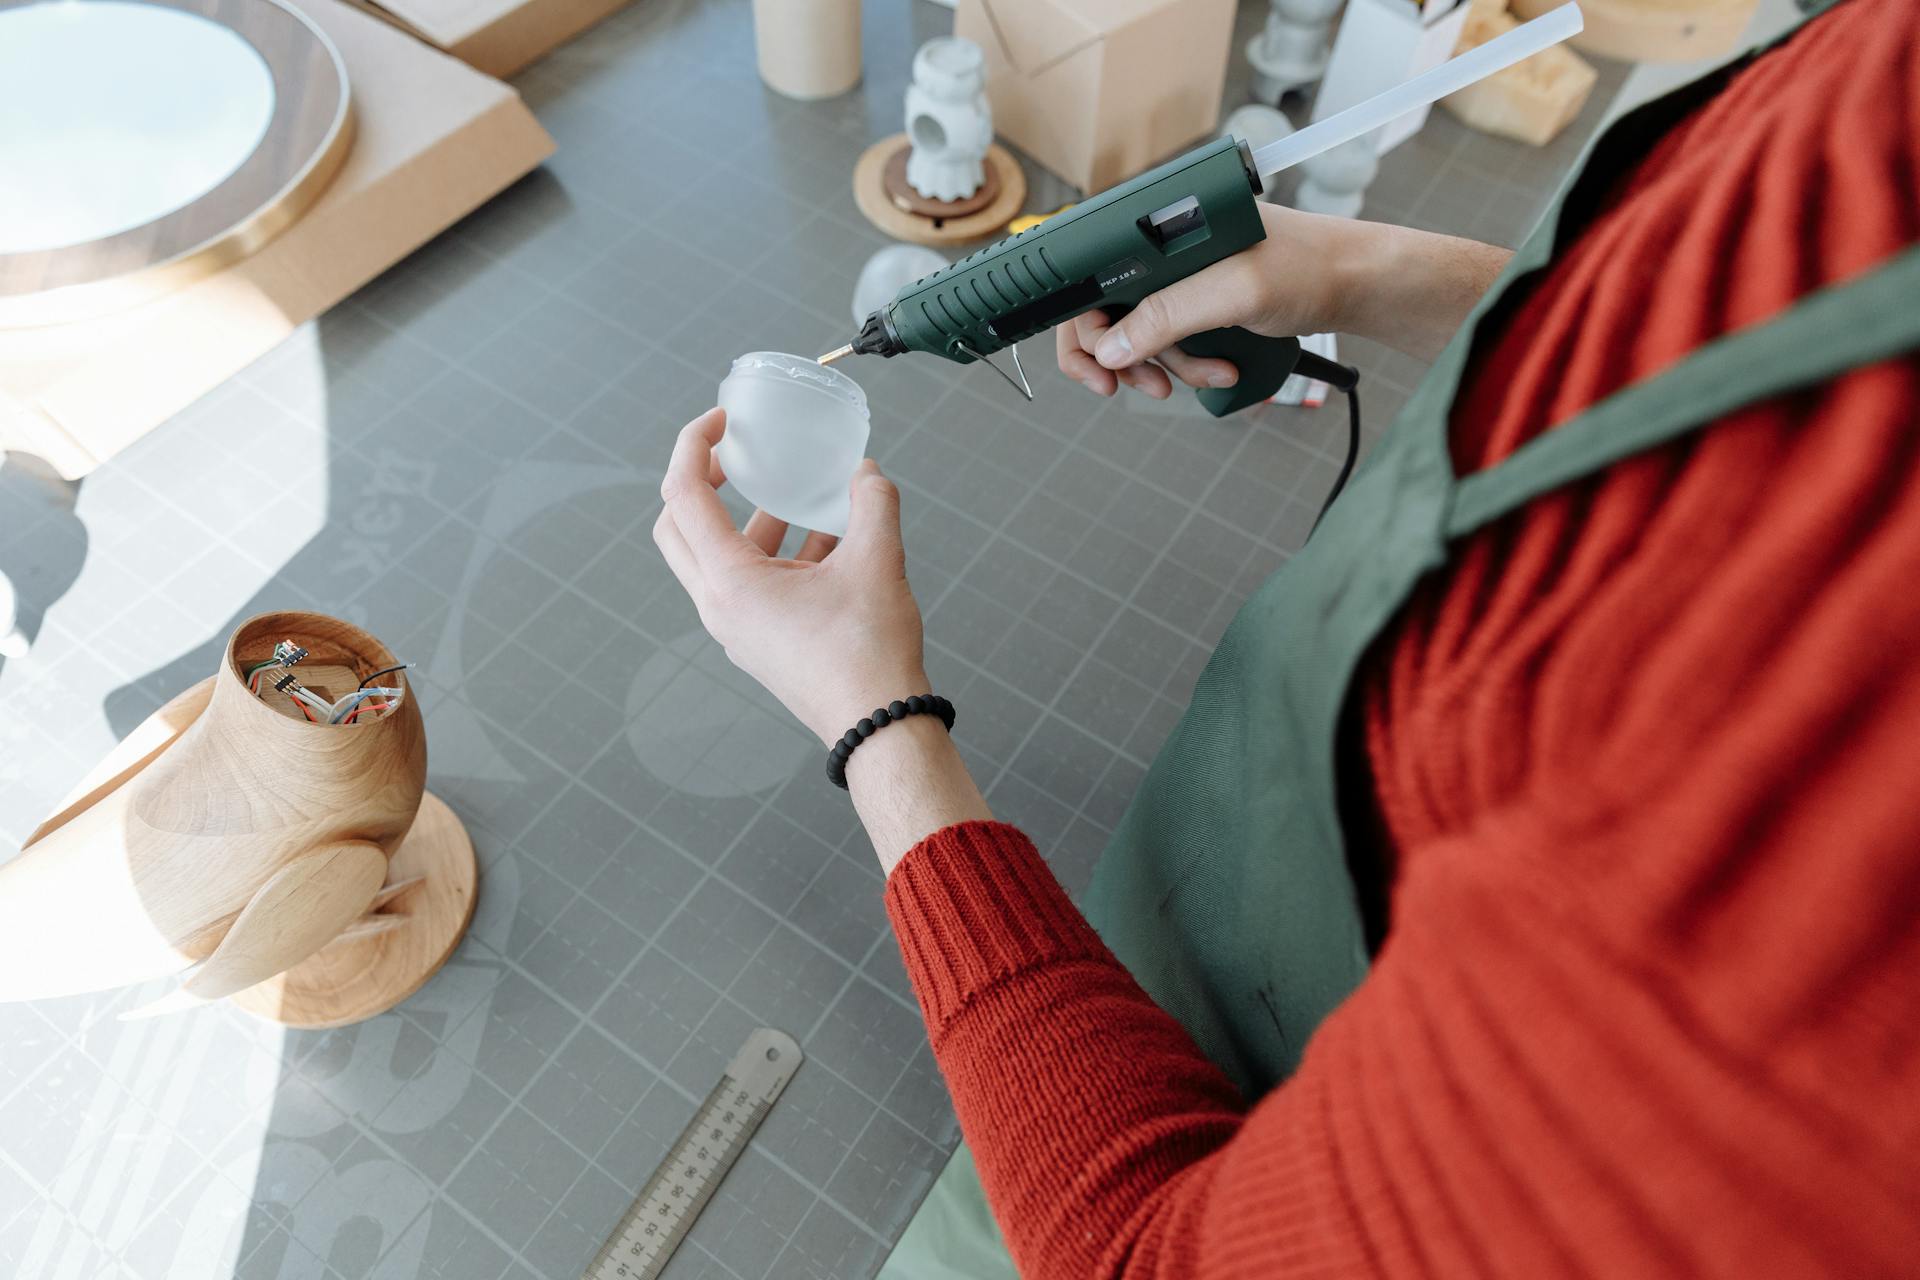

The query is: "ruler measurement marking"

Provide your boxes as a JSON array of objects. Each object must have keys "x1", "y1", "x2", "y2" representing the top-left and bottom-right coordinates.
[{"x1": 585, "y1": 1028, "x2": 800, "y2": 1280}]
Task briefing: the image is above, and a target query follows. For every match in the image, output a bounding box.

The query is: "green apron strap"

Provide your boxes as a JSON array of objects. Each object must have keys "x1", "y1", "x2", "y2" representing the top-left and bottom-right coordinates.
[{"x1": 1446, "y1": 245, "x2": 1920, "y2": 538}]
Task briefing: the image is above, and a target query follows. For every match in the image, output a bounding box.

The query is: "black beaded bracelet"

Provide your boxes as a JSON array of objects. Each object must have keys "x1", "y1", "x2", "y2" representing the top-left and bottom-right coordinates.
[{"x1": 826, "y1": 694, "x2": 955, "y2": 790}]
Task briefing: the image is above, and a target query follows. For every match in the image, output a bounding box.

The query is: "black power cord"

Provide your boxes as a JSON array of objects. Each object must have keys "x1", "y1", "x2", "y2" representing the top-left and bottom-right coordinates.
[
  {"x1": 1289, "y1": 350, "x2": 1362, "y2": 534},
  {"x1": 358, "y1": 663, "x2": 411, "y2": 690}
]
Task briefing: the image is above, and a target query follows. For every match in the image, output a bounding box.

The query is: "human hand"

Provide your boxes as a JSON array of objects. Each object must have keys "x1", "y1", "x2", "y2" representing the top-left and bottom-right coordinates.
[
  {"x1": 1054, "y1": 203, "x2": 1353, "y2": 400},
  {"x1": 1054, "y1": 205, "x2": 1511, "y2": 398},
  {"x1": 653, "y1": 408, "x2": 930, "y2": 747}
]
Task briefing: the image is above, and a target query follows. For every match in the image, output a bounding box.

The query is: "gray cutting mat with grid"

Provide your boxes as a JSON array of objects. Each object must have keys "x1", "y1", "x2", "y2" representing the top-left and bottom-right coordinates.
[{"x1": 0, "y1": 1, "x2": 1622, "y2": 1276}]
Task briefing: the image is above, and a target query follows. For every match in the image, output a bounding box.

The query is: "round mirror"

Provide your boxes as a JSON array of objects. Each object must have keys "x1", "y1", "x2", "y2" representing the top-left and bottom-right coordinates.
[
  {"x1": 0, "y1": 2, "x2": 275, "y2": 255},
  {"x1": 0, "y1": 0, "x2": 352, "y2": 327}
]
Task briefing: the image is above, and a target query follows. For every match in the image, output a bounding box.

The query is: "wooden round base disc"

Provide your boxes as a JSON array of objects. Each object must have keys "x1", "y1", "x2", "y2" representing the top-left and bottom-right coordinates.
[
  {"x1": 881, "y1": 143, "x2": 1001, "y2": 218},
  {"x1": 854, "y1": 135, "x2": 1027, "y2": 246},
  {"x1": 230, "y1": 792, "x2": 478, "y2": 1030}
]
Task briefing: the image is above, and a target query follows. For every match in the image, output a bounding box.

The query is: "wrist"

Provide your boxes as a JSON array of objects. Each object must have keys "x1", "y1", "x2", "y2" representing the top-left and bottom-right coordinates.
[
  {"x1": 843, "y1": 711, "x2": 951, "y2": 790},
  {"x1": 812, "y1": 665, "x2": 931, "y2": 747},
  {"x1": 1363, "y1": 223, "x2": 1511, "y2": 359},
  {"x1": 1311, "y1": 218, "x2": 1511, "y2": 360},
  {"x1": 1316, "y1": 216, "x2": 1406, "y2": 341},
  {"x1": 843, "y1": 709, "x2": 992, "y2": 876}
]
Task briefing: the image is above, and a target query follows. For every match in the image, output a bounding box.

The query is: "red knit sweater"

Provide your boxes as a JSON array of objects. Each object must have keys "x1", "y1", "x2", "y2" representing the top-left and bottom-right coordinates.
[{"x1": 883, "y1": 3, "x2": 1920, "y2": 1275}]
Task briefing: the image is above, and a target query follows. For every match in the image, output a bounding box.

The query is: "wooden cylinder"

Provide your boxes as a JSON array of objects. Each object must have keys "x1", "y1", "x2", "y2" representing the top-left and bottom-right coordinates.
[
  {"x1": 1510, "y1": 0, "x2": 1758, "y2": 63},
  {"x1": 752, "y1": 0, "x2": 861, "y2": 100}
]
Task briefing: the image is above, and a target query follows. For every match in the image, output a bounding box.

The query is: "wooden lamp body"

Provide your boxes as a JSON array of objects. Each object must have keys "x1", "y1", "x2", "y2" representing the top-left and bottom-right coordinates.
[{"x1": 0, "y1": 611, "x2": 475, "y2": 1028}]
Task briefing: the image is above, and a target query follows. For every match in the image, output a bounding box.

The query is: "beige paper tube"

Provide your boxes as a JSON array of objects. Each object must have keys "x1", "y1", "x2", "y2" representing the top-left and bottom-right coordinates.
[{"x1": 752, "y1": 0, "x2": 861, "y2": 100}]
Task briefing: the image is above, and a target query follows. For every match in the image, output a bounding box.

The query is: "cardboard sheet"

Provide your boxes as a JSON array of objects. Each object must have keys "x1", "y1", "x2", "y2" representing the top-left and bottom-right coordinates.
[
  {"x1": 0, "y1": 0, "x2": 555, "y2": 479},
  {"x1": 344, "y1": 0, "x2": 636, "y2": 78}
]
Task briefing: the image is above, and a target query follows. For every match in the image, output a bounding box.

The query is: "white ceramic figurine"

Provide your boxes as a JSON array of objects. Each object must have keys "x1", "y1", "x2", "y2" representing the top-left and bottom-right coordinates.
[
  {"x1": 1246, "y1": 0, "x2": 1343, "y2": 101},
  {"x1": 905, "y1": 37, "x2": 993, "y2": 202}
]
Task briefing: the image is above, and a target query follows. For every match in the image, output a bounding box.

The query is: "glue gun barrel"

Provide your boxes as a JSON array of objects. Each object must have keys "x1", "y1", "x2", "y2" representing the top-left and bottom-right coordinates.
[
  {"x1": 852, "y1": 310, "x2": 904, "y2": 358},
  {"x1": 819, "y1": 309, "x2": 902, "y2": 366}
]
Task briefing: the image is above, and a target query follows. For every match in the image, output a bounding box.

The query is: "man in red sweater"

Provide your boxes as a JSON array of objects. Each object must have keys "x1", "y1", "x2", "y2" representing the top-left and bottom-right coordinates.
[{"x1": 655, "y1": 0, "x2": 1918, "y2": 1273}]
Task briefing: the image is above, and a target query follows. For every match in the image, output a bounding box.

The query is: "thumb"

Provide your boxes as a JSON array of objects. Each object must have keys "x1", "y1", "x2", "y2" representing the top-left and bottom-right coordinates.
[
  {"x1": 1093, "y1": 260, "x2": 1263, "y2": 369},
  {"x1": 843, "y1": 459, "x2": 905, "y2": 569}
]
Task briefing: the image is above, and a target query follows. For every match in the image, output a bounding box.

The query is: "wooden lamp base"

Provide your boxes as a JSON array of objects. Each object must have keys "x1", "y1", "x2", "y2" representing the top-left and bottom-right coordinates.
[{"x1": 230, "y1": 792, "x2": 477, "y2": 1030}]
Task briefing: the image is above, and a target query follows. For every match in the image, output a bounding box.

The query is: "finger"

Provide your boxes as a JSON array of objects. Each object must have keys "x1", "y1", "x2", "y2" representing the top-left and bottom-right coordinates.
[
  {"x1": 652, "y1": 507, "x2": 704, "y2": 600},
  {"x1": 743, "y1": 509, "x2": 788, "y2": 556},
  {"x1": 1057, "y1": 322, "x2": 1112, "y2": 395},
  {"x1": 1092, "y1": 261, "x2": 1265, "y2": 369},
  {"x1": 794, "y1": 529, "x2": 838, "y2": 563},
  {"x1": 1067, "y1": 311, "x2": 1123, "y2": 395},
  {"x1": 842, "y1": 459, "x2": 904, "y2": 572},
  {"x1": 1060, "y1": 345, "x2": 1118, "y2": 396},
  {"x1": 1071, "y1": 309, "x2": 1112, "y2": 358},
  {"x1": 1117, "y1": 362, "x2": 1173, "y2": 400},
  {"x1": 1155, "y1": 344, "x2": 1239, "y2": 390},
  {"x1": 662, "y1": 409, "x2": 757, "y2": 568}
]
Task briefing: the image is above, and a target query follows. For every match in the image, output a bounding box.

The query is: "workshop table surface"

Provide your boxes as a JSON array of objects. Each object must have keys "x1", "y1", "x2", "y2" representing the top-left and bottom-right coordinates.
[{"x1": 0, "y1": 1, "x2": 1619, "y2": 1275}]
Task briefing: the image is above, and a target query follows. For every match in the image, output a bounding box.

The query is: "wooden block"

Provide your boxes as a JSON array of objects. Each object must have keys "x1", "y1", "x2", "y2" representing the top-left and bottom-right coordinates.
[{"x1": 1441, "y1": 3, "x2": 1598, "y2": 146}]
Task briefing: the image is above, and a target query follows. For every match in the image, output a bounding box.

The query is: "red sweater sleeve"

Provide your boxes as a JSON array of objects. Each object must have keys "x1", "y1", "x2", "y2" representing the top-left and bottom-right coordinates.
[
  {"x1": 883, "y1": 4, "x2": 1920, "y2": 1275},
  {"x1": 887, "y1": 755, "x2": 1920, "y2": 1276}
]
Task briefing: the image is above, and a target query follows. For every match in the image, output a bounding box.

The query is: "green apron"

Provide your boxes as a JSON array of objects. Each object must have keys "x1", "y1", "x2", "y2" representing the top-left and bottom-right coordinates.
[{"x1": 882, "y1": 5, "x2": 1918, "y2": 1273}]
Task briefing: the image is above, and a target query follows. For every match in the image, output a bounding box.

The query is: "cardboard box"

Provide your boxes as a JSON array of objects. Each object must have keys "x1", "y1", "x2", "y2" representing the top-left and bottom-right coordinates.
[
  {"x1": 955, "y1": 0, "x2": 1238, "y2": 194},
  {"x1": 0, "y1": 0, "x2": 555, "y2": 480},
  {"x1": 345, "y1": 0, "x2": 636, "y2": 79}
]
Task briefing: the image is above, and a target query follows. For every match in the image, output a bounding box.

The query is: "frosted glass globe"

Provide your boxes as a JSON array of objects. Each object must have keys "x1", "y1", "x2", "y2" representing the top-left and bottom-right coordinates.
[{"x1": 716, "y1": 353, "x2": 871, "y2": 538}]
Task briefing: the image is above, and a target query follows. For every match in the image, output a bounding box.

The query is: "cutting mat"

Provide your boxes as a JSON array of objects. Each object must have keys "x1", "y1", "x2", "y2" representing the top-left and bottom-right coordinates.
[{"x1": 0, "y1": 0, "x2": 1619, "y2": 1273}]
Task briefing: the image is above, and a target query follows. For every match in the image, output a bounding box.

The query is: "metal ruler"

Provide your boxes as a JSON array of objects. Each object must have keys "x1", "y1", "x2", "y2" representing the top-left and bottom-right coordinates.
[{"x1": 583, "y1": 1027, "x2": 802, "y2": 1280}]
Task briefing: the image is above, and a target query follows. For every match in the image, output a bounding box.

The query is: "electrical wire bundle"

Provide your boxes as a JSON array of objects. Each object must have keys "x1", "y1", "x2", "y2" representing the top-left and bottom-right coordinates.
[{"x1": 244, "y1": 640, "x2": 410, "y2": 725}]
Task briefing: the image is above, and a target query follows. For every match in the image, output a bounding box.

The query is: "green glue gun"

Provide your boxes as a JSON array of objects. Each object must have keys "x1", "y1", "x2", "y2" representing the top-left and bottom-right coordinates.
[
  {"x1": 819, "y1": 3, "x2": 1585, "y2": 417},
  {"x1": 831, "y1": 137, "x2": 1294, "y2": 417}
]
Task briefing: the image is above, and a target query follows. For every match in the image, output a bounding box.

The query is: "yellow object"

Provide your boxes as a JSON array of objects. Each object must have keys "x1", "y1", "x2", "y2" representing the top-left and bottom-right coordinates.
[{"x1": 1008, "y1": 204, "x2": 1074, "y2": 234}]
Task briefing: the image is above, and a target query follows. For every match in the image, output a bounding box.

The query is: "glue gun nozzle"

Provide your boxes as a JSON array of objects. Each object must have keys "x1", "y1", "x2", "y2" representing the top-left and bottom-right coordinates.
[{"x1": 817, "y1": 344, "x2": 855, "y2": 367}]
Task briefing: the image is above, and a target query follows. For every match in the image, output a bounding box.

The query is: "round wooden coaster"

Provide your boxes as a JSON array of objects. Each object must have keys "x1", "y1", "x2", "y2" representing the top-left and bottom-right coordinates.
[
  {"x1": 854, "y1": 134, "x2": 1027, "y2": 247},
  {"x1": 230, "y1": 791, "x2": 478, "y2": 1030},
  {"x1": 881, "y1": 143, "x2": 1001, "y2": 219}
]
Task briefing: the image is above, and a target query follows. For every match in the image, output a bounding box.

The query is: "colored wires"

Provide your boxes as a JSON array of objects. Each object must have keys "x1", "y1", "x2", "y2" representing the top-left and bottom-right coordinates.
[
  {"x1": 328, "y1": 686, "x2": 402, "y2": 723},
  {"x1": 245, "y1": 639, "x2": 307, "y2": 695},
  {"x1": 245, "y1": 639, "x2": 409, "y2": 725}
]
